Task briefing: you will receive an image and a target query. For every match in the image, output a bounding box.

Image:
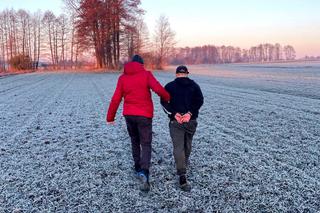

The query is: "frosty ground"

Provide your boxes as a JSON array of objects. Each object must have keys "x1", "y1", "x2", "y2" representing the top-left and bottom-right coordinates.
[{"x1": 0, "y1": 63, "x2": 320, "y2": 212}]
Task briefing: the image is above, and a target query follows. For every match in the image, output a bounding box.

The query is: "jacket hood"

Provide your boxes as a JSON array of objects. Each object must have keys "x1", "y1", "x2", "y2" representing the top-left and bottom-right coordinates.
[
  {"x1": 174, "y1": 77, "x2": 193, "y2": 86},
  {"x1": 124, "y1": 62, "x2": 145, "y2": 75}
]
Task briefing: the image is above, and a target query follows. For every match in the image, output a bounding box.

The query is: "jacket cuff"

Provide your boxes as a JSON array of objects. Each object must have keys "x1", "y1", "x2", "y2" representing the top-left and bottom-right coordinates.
[{"x1": 106, "y1": 116, "x2": 115, "y2": 122}]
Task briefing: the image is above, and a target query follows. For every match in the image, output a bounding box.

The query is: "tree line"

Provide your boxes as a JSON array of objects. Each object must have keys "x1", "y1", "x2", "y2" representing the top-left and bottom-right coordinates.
[
  {"x1": 0, "y1": 1, "x2": 299, "y2": 72},
  {"x1": 0, "y1": 8, "x2": 80, "y2": 71},
  {"x1": 0, "y1": 0, "x2": 176, "y2": 71},
  {"x1": 67, "y1": 0, "x2": 145, "y2": 69},
  {"x1": 65, "y1": 0, "x2": 175, "y2": 70},
  {"x1": 170, "y1": 44, "x2": 296, "y2": 65}
]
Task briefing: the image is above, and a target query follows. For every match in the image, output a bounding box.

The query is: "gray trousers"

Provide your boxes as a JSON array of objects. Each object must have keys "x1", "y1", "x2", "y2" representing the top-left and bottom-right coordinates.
[{"x1": 169, "y1": 120, "x2": 198, "y2": 175}]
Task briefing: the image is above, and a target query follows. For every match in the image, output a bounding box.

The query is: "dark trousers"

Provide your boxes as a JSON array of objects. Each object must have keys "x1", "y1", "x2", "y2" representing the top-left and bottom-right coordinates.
[
  {"x1": 169, "y1": 120, "x2": 197, "y2": 175},
  {"x1": 125, "y1": 116, "x2": 152, "y2": 172}
]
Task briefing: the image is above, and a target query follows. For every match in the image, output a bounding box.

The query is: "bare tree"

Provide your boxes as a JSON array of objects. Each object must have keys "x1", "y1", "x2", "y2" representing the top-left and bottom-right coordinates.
[
  {"x1": 17, "y1": 9, "x2": 30, "y2": 56},
  {"x1": 122, "y1": 16, "x2": 149, "y2": 60},
  {"x1": 42, "y1": 11, "x2": 56, "y2": 67},
  {"x1": 57, "y1": 14, "x2": 68, "y2": 69},
  {"x1": 69, "y1": 13, "x2": 77, "y2": 68},
  {"x1": 283, "y1": 45, "x2": 296, "y2": 60},
  {"x1": 153, "y1": 15, "x2": 175, "y2": 69},
  {"x1": 0, "y1": 14, "x2": 5, "y2": 71},
  {"x1": 63, "y1": 0, "x2": 81, "y2": 13},
  {"x1": 274, "y1": 43, "x2": 282, "y2": 61},
  {"x1": 31, "y1": 11, "x2": 42, "y2": 69}
]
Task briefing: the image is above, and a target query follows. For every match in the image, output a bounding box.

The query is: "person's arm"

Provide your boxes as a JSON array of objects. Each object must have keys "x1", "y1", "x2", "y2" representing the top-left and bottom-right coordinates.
[
  {"x1": 147, "y1": 71, "x2": 170, "y2": 102},
  {"x1": 106, "y1": 77, "x2": 123, "y2": 123},
  {"x1": 190, "y1": 83, "x2": 204, "y2": 115},
  {"x1": 160, "y1": 84, "x2": 176, "y2": 116}
]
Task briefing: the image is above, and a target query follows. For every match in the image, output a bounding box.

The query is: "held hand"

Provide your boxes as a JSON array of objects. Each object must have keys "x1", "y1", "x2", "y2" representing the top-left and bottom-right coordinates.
[
  {"x1": 181, "y1": 113, "x2": 191, "y2": 123},
  {"x1": 107, "y1": 121, "x2": 115, "y2": 125},
  {"x1": 174, "y1": 113, "x2": 183, "y2": 124}
]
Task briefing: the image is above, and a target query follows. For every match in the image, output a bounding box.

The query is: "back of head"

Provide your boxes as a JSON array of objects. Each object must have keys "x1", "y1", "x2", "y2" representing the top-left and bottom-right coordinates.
[
  {"x1": 124, "y1": 56, "x2": 145, "y2": 75},
  {"x1": 176, "y1": 65, "x2": 189, "y2": 74},
  {"x1": 132, "y1": 55, "x2": 144, "y2": 65}
]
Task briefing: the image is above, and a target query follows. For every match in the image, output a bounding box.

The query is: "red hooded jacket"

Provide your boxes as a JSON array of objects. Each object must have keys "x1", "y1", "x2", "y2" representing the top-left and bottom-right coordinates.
[{"x1": 106, "y1": 62, "x2": 170, "y2": 122}]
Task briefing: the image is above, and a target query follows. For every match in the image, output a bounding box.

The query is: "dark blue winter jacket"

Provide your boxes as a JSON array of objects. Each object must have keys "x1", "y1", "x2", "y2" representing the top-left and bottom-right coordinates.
[{"x1": 161, "y1": 77, "x2": 204, "y2": 120}]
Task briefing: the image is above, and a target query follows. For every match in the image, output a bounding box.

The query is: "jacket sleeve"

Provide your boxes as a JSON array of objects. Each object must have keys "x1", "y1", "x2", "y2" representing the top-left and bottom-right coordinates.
[
  {"x1": 106, "y1": 76, "x2": 123, "y2": 122},
  {"x1": 190, "y1": 83, "x2": 204, "y2": 115},
  {"x1": 147, "y1": 71, "x2": 170, "y2": 102},
  {"x1": 160, "y1": 84, "x2": 176, "y2": 116}
]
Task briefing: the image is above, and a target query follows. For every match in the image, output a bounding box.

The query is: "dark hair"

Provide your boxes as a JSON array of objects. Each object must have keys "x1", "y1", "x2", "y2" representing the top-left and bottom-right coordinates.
[{"x1": 132, "y1": 55, "x2": 144, "y2": 64}]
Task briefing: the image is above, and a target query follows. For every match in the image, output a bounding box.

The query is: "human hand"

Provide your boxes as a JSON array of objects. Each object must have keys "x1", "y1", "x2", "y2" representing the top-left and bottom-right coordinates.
[
  {"x1": 181, "y1": 112, "x2": 191, "y2": 123},
  {"x1": 107, "y1": 121, "x2": 115, "y2": 125},
  {"x1": 174, "y1": 113, "x2": 183, "y2": 124}
]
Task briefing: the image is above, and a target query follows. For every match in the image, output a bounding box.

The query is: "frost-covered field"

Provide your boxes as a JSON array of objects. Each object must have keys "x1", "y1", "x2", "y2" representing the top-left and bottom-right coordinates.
[{"x1": 1, "y1": 62, "x2": 320, "y2": 212}]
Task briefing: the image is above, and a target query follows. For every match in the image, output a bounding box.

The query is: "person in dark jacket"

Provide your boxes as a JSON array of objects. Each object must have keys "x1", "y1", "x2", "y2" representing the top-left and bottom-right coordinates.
[
  {"x1": 107, "y1": 55, "x2": 170, "y2": 192},
  {"x1": 161, "y1": 65, "x2": 204, "y2": 191}
]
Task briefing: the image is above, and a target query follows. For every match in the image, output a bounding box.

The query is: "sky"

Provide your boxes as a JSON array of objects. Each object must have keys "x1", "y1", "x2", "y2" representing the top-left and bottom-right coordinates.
[{"x1": 1, "y1": 0, "x2": 319, "y2": 58}]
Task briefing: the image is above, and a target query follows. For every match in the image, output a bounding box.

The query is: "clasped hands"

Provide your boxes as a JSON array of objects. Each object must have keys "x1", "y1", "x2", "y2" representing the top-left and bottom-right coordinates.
[{"x1": 174, "y1": 112, "x2": 192, "y2": 124}]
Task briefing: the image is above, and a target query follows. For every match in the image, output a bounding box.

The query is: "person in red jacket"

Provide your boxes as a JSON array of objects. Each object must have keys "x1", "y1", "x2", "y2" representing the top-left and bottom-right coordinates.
[{"x1": 106, "y1": 55, "x2": 170, "y2": 192}]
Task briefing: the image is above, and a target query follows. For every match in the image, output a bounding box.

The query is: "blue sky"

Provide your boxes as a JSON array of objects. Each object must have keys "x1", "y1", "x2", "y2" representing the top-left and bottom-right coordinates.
[{"x1": 1, "y1": 0, "x2": 319, "y2": 57}]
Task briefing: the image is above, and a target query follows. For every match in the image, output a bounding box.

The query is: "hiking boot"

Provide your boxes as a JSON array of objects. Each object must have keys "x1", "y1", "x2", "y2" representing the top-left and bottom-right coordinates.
[
  {"x1": 179, "y1": 175, "x2": 191, "y2": 192},
  {"x1": 137, "y1": 170, "x2": 150, "y2": 192}
]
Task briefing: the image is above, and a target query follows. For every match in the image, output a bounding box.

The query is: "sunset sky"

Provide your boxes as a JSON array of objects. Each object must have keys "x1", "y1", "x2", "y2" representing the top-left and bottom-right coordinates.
[{"x1": 1, "y1": 0, "x2": 319, "y2": 58}]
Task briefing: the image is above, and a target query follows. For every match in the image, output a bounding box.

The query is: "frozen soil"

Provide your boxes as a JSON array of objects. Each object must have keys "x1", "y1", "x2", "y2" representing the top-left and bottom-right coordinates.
[{"x1": 0, "y1": 67, "x2": 320, "y2": 212}]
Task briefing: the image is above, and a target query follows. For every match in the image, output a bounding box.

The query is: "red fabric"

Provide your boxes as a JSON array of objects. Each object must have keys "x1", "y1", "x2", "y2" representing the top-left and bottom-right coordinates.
[{"x1": 106, "y1": 62, "x2": 170, "y2": 122}]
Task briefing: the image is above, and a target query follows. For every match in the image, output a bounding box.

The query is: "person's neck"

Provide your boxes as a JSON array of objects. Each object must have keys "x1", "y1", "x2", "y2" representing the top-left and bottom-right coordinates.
[{"x1": 176, "y1": 75, "x2": 188, "y2": 78}]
